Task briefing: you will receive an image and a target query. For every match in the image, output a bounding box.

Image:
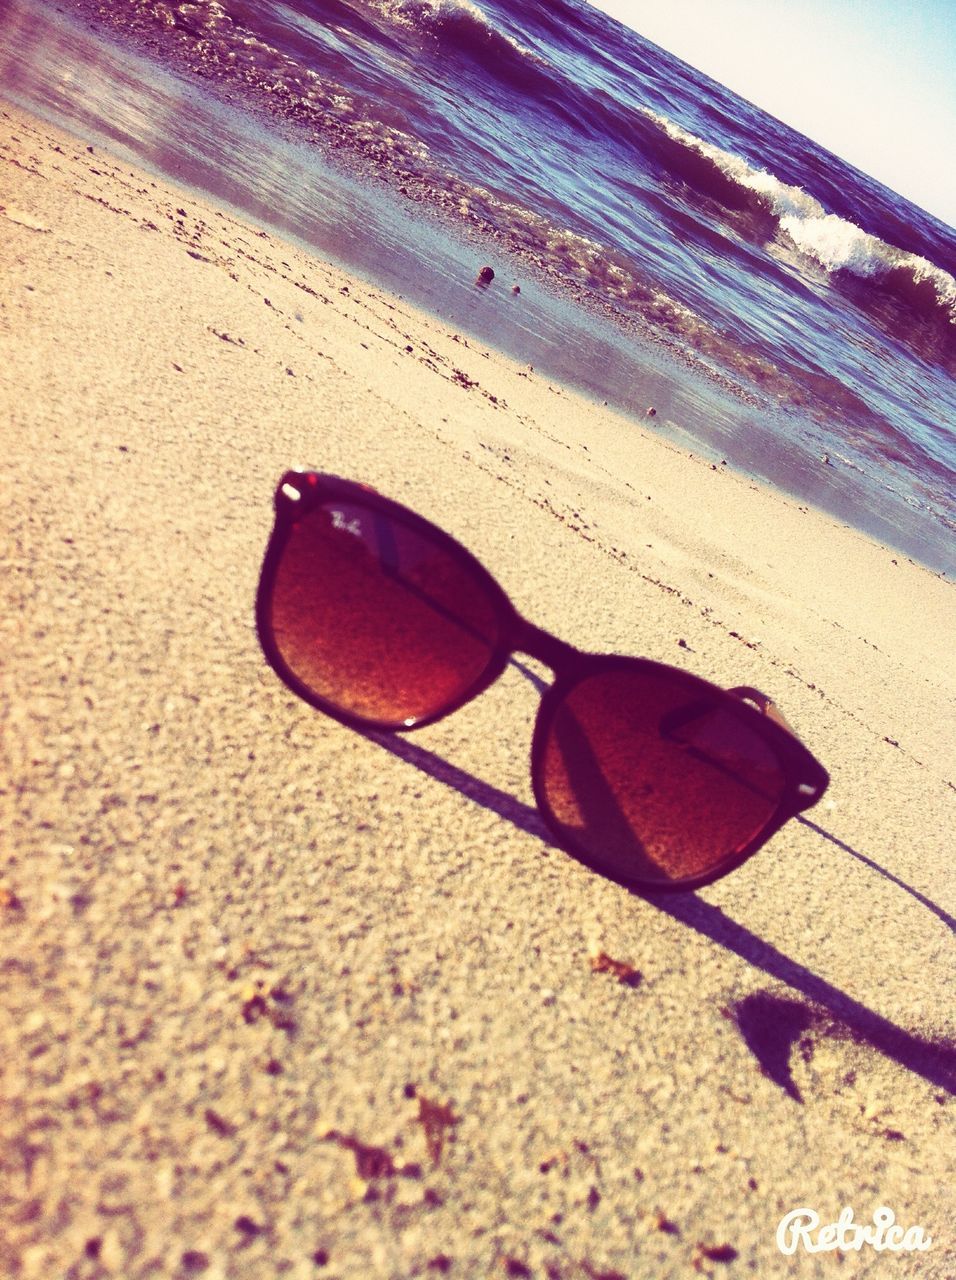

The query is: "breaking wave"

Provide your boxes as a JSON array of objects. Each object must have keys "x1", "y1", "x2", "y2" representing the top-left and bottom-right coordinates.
[
  {"x1": 643, "y1": 112, "x2": 956, "y2": 337},
  {"x1": 36, "y1": 0, "x2": 956, "y2": 552},
  {"x1": 369, "y1": 0, "x2": 544, "y2": 66}
]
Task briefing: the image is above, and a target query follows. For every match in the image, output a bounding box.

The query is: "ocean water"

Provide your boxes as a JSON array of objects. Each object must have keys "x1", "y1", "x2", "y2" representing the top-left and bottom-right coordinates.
[{"x1": 3, "y1": 0, "x2": 954, "y2": 573}]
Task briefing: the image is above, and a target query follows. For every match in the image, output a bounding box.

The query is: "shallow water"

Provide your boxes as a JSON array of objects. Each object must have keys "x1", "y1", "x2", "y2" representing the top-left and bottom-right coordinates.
[{"x1": 2, "y1": 0, "x2": 953, "y2": 574}]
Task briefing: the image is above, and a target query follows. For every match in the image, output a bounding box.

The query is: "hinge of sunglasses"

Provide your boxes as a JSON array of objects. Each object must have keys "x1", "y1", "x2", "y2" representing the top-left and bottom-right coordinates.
[
  {"x1": 729, "y1": 686, "x2": 824, "y2": 800},
  {"x1": 728, "y1": 684, "x2": 796, "y2": 735},
  {"x1": 278, "y1": 469, "x2": 323, "y2": 509}
]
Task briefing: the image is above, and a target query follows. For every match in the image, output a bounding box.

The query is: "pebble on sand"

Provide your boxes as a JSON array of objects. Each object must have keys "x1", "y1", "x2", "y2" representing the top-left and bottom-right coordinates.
[
  {"x1": 646, "y1": 406, "x2": 657, "y2": 417},
  {"x1": 476, "y1": 265, "x2": 495, "y2": 285},
  {"x1": 511, "y1": 284, "x2": 521, "y2": 294}
]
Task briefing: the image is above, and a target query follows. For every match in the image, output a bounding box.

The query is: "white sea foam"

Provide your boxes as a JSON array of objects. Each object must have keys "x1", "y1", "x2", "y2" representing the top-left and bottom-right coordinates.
[
  {"x1": 645, "y1": 110, "x2": 823, "y2": 220},
  {"x1": 375, "y1": 0, "x2": 537, "y2": 59},
  {"x1": 644, "y1": 110, "x2": 956, "y2": 321},
  {"x1": 172, "y1": 0, "x2": 526, "y2": 62},
  {"x1": 779, "y1": 212, "x2": 949, "y2": 296}
]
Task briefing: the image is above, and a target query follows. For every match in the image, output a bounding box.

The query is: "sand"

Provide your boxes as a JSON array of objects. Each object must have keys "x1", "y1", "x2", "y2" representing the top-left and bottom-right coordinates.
[{"x1": 1, "y1": 100, "x2": 954, "y2": 1280}]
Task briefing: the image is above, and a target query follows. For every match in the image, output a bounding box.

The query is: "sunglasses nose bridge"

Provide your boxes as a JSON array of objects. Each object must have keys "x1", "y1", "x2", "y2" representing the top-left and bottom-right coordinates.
[{"x1": 512, "y1": 617, "x2": 583, "y2": 676}]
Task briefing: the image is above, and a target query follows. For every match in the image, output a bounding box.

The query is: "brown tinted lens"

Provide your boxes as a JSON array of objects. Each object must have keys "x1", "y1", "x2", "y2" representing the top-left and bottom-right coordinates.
[
  {"x1": 268, "y1": 499, "x2": 504, "y2": 725},
  {"x1": 539, "y1": 668, "x2": 786, "y2": 884}
]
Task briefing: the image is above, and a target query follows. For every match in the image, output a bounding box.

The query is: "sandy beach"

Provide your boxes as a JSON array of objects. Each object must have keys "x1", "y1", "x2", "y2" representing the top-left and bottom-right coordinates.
[{"x1": 1, "y1": 100, "x2": 954, "y2": 1279}]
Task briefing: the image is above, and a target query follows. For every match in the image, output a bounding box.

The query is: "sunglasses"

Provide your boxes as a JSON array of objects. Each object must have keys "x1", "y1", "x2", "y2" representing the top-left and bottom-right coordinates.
[{"x1": 256, "y1": 471, "x2": 829, "y2": 892}]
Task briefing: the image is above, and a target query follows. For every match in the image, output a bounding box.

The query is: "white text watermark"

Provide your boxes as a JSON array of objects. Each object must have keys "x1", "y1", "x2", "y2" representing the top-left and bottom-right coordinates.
[{"x1": 776, "y1": 1206, "x2": 932, "y2": 1255}]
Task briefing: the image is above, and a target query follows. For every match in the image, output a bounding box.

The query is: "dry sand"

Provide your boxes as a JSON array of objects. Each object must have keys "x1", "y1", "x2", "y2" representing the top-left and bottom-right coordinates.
[{"x1": 1, "y1": 101, "x2": 954, "y2": 1279}]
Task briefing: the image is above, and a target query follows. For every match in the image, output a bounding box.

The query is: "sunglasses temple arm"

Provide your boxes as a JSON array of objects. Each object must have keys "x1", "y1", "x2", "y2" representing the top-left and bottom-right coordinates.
[
  {"x1": 368, "y1": 513, "x2": 498, "y2": 647},
  {"x1": 727, "y1": 686, "x2": 798, "y2": 738},
  {"x1": 709, "y1": 688, "x2": 828, "y2": 812},
  {"x1": 658, "y1": 697, "x2": 798, "y2": 803}
]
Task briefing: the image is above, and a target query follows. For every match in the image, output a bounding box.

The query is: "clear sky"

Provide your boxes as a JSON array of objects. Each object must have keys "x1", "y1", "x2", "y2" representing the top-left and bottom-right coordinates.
[{"x1": 589, "y1": 0, "x2": 956, "y2": 229}]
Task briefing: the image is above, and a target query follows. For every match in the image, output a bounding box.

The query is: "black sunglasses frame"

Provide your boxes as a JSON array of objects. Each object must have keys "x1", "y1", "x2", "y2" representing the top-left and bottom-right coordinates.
[{"x1": 256, "y1": 471, "x2": 830, "y2": 893}]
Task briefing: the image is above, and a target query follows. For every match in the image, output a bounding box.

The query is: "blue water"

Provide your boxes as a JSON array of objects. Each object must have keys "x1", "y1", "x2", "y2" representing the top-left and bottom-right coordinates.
[{"x1": 3, "y1": 0, "x2": 954, "y2": 572}]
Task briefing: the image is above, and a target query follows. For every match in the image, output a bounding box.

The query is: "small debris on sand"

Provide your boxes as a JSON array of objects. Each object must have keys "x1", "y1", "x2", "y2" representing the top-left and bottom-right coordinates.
[
  {"x1": 475, "y1": 265, "x2": 495, "y2": 285},
  {"x1": 646, "y1": 406, "x2": 657, "y2": 416},
  {"x1": 0, "y1": 886, "x2": 24, "y2": 912},
  {"x1": 323, "y1": 1130, "x2": 402, "y2": 1179},
  {"x1": 2, "y1": 207, "x2": 50, "y2": 233},
  {"x1": 693, "y1": 1241, "x2": 739, "y2": 1267},
  {"x1": 511, "y1": 283, "x2": 521, "y2": 294},
  {"x1": 417, "y1": 1095, "x2": 459, "y2": 1164},
  {"x1": 589, "y1": 951, "x2": 642, "y2": 987}
]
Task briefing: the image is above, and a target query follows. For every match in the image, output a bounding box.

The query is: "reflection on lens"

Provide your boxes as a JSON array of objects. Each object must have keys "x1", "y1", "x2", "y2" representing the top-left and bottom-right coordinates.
[
  {"x1": 268, "y1": 500, "x2": 503, "y2": 725},
  {"x1": 539, "y1": 667, "x2": 786, "y2": 884}
]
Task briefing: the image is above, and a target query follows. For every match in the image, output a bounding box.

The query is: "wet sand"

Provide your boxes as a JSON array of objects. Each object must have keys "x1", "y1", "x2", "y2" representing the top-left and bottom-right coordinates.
[{"x1": 1, "y1": 102, "x2": 954, "y2": 1279}]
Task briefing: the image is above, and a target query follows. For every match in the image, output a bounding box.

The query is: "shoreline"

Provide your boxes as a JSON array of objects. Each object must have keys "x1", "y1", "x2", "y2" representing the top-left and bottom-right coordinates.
[
  {"x1": 4, "y1": 0, "x2": 955, "y2": 576},
  {"x1": 2, "y1": 101, "x2": 954, "y2": 1279}
]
